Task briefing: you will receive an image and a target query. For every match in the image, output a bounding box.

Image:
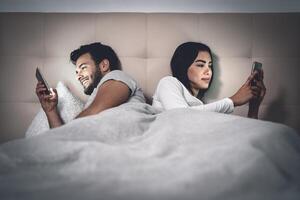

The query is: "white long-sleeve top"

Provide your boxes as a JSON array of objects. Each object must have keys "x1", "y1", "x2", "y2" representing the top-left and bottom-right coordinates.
[{"x1": 152, "y1": 76, "x2": 234, "y2": 113}]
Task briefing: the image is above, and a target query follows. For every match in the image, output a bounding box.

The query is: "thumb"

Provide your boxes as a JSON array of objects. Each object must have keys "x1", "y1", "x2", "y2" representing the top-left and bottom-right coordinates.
[{"x1": 50, "y1": 88, "x2": 57, "y2": 96}]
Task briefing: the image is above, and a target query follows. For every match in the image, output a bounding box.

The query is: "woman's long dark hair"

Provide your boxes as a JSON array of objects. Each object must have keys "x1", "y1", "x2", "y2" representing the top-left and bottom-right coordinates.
[{"x1": 170, "y1": 42, "x2": 214, "y2": 100}]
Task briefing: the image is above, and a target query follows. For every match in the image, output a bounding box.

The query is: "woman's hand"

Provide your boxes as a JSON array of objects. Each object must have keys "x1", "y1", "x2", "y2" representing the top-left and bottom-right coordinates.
[
  {"x1": 248, "y1": 70, "x2": 266, "y2": 118},
  {"x1": 229, "y1": 72, "x2": 257, "y2": 107},
  {"x1": 35, "y1": 82, "x2": 58, "y2": 113}
]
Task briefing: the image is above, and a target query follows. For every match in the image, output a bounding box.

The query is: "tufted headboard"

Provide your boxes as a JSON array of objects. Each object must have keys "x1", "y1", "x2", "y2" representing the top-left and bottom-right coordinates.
[{"x1": 0, "y1": 13, "x2": 299, "y2": 143}]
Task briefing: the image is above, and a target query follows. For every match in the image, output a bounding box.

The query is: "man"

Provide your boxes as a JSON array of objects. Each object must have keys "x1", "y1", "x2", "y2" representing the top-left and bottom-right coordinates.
[{"x1": 36, "y1": 42, "x2": 145, "y2": 128}]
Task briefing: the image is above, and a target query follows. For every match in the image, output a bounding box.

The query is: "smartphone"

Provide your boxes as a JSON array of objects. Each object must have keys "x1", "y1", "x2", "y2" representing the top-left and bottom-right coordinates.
[
  {"x1": 35, "y1": 67, "x2": 51, "y2": 95},
  {"x1": 251, "y1": 61, "x2": 262, "y2": 86},
  {"x1": 251, "y1": 61, "x2": 262, "y2": 74}
]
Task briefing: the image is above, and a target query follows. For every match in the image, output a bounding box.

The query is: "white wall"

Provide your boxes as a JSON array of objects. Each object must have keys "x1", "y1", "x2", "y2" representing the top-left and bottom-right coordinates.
[{"x1": 0, "y1": 0, "x2": 300, "y2": 13}]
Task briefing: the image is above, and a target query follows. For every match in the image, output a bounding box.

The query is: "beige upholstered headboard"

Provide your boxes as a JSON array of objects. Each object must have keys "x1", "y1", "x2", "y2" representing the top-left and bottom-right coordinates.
[{"x1": 0, "y1": 13, "x2": 299, "y2": 143}]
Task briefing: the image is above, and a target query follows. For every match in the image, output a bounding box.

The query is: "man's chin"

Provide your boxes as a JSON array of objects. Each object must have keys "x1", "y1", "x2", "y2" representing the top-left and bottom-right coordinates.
[
  {"x1": 83, "y1": 85, "x2": 95, "y2": 95},
  {"x1": 82, "y1": 73, "x2": 102, "y2": 95}
]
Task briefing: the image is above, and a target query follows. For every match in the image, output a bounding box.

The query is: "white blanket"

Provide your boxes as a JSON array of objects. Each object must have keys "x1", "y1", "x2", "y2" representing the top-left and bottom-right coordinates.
[{"x1": 1, "y1": 103, "x2": 300, "y2": 200}]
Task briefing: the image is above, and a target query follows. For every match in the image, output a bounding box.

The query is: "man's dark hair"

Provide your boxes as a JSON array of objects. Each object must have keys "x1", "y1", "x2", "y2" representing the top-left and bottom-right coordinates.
[
  {"x1": 170, "y1": 42, "x2": 214, "y2": 100},
  {"x1": 70, "y1": 42, "x2": 121, "y2": 70}
]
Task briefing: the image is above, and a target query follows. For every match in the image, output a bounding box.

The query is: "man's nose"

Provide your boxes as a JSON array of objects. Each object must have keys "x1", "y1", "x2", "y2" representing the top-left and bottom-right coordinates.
[{"x1": 76, "y1": 71, "x2": 83, "y2": 81}]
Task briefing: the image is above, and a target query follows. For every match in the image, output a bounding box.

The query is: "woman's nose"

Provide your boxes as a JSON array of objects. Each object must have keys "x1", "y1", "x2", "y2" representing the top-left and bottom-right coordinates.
[{"x1": 204, "y1": 65, "x2": 211, "y2": 74}]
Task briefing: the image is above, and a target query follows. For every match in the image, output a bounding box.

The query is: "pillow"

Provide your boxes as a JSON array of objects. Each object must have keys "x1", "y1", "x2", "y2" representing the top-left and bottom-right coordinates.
[{"x1": 25, "y1": 82, "x2": 85, "y2": 138}]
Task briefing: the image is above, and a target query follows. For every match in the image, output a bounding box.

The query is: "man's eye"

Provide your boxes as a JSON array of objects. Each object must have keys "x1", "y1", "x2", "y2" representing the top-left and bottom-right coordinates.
[{"x1": 197, "y1": 64, "x2": 204, "y2": 67}]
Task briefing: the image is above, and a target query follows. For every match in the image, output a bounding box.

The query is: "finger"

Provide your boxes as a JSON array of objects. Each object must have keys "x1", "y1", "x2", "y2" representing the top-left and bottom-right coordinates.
[
  {"x1": 50, "y1": 88, "x2": 57, "y2": 97},
  {"x1": 255, "y1": 80, "x2": 262, "y2": 85},
  {"x1": 42, "y1": 94, "x2": 52, "y2": 101},
  {"x1": 49, "y1": 95, "x2": 56, "y2": 101},
  {"x1": 36, "y1": 87, "x2": 47, "y2": 94},
  {"x1": 37, "y1": 82, "x2": 46, "y2": 88},
  {"x1": 260, "y1": 88, "x2": 266, "y2": 97},
  {"x1": 261, "y1": 80, "x2": 266, "y2": 90},
  {"x1": 256, "y1": 69, "x2": 263, "y2": 81},
  {"x1": 256, "y1": 80, "x2": 266, "y2": 91},
  {"x1": 36, "y1": 83, "x2": 45, "y2": 88},
  {"x1": 245, "y1": 72, "x2": 256, "y2": 85},
  {"x1": 36, "y1": 84, "x2": 47, "y2": 90},
  {"x1": 252, "y1": 90, "x2": 260, "y2": 96},
  {"x1": 251, "y1": 86, "x2": 261, "y2": 92},
  {"x1": 36, "y1": 86, "x2": 47, "y2": 91},
  {"x1": 51, "y1": 88, "x2": 58, "y2": 95}
]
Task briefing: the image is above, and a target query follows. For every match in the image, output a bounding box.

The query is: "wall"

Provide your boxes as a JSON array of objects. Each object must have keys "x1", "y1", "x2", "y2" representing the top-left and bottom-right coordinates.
[
  {"x1": 0, "y1": 13, "x2": 299, "y2": 143},
  {"x1": 0, "y1": 0, "x2": 300, "y2": 13}
]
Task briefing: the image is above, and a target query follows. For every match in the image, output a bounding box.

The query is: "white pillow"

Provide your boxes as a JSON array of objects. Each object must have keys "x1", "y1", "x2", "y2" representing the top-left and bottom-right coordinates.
[{"x1": 25, "y1": 82, "x2": 84, "y2": 138}]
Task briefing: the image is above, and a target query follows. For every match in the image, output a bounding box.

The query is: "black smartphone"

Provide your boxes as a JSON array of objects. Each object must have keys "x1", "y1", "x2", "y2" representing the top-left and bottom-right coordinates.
[
  {"x1": 251, "y1": 61, "x2": 262, "y2": 86},
  {"x1": 35, "y1": 67, "x2": 51, "y2": 95}
]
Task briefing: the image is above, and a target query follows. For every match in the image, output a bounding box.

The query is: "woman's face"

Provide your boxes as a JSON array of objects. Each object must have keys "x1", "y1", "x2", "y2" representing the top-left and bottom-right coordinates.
[{"x1": 187, "y1": 51, "x2": 213, "y2": 94}]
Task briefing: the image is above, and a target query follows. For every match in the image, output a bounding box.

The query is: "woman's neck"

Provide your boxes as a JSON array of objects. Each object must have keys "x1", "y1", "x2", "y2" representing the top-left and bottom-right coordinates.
[{"x1": 190, "y1": 87, "x2": 199, "y2": 97}]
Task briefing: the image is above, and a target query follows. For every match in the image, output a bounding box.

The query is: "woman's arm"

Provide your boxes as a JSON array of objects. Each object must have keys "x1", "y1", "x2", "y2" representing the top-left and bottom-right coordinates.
[
  {"x1": 192, "y1": 98, "x2": 234, "y2": 113},
  {"x1": 156, "y1": 73, "x2": 259, "y2": 114},
  {"x1": 155, "y1": 77, "x2": 234, "y2": 113}
]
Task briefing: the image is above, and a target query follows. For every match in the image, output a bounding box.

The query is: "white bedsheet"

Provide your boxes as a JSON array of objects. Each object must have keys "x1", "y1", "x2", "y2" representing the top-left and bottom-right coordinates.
[{"x1": 0, "y1": 103, "x2": 299, "y2": 200}]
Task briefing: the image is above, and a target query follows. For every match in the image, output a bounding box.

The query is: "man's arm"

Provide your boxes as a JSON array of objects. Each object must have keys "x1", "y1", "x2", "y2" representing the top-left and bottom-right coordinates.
[
  {"x1": 76, "y1": 80, "x2": 130, "y2": 118},
  {"x1": 46, "y1": 108, "x2": 64, "y2": 128}
]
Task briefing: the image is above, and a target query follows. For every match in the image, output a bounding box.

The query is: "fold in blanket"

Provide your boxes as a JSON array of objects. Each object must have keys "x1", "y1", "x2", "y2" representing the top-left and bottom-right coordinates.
[{"x1": 0, "y1": 103, "x2": 300, "y2": 200}]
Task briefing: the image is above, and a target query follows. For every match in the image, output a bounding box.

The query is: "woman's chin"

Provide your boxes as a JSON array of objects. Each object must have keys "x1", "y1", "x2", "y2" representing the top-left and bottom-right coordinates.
[{"x1": 197, "y1": 85, "x2": 209, "y2": 90}]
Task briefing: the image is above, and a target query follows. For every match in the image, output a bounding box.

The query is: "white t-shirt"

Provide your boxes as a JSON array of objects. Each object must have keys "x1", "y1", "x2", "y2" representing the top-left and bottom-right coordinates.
[
  {"x1": 84, "y1": 70, "x2": 145, "y2": 109},
  {"x1": 152, "y1": 76, "x2": 234, "y2": 113}
]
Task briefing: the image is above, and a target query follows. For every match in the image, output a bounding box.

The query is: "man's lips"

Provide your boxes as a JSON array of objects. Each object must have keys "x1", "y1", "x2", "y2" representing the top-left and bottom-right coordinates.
[{"x1": 80, "y1": 77, "x2": 89, "y2": 85}]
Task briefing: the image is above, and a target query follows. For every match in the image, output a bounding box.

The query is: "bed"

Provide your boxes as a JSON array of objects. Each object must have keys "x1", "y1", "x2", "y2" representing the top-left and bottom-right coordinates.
[
  {"x1": 0, "y1": 102, "x2": 300, "y2": 199},
  {"x1": 0, "y1": 13, "x2": 300, "y2": 199}
]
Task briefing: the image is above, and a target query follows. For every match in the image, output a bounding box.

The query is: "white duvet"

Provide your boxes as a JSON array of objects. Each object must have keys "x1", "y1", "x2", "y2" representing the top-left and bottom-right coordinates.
[{"x1": 0, "y1": 103, "x2": 299, "y2": 200}]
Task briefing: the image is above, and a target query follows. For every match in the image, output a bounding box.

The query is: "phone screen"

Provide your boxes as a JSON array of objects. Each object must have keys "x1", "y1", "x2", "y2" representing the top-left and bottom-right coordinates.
[
  {"x1": 35, "y1": 67, "x2": 51, "y2": 95},
  {"x1": 251, "y1": 62, "x2": 262, "y2": 86},
  {"x1": 251, "y1": 61, "x2": 262, "y2": 74}
]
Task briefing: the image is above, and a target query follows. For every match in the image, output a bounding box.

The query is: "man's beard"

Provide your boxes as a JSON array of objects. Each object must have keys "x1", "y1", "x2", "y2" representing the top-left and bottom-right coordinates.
[{"x1": 84, "y1": 70, "x2": 102, "y2": 95}]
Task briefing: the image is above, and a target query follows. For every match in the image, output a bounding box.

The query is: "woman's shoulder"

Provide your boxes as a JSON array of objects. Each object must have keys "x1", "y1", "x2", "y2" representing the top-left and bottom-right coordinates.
[
  {"x1": 154, "y1": 76, "x2": 185, "y2": 96},
  {"x1": 158, "y1": 76, "x2": 182, "y2": 87}
]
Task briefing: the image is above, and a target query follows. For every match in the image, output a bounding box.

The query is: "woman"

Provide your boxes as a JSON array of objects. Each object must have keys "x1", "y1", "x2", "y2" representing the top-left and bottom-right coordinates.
[{"x1": 152, "y1": 42, "x2": 266, "y2": 119}]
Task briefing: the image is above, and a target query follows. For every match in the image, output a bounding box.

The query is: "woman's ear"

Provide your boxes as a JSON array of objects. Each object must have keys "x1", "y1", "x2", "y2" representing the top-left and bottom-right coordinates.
[{"x1": 99, "y1": 59, "x2": 110, "y2": 74}]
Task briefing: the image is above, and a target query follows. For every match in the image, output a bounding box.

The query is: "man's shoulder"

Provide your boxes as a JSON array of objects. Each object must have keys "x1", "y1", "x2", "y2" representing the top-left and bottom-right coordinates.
[
  {"x1": 97, "y1": 70, "x2": 138, "y2": 95},
  {"x1": 103, "y1": 70, "x2": 135, "y2": 82}
]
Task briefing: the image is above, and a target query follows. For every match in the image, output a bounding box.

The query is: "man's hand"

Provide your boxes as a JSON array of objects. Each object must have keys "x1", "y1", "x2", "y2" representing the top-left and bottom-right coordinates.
[
  {"x1": 36, "y1": 81, "x2": 58, "y2": 113},
  {"x1": 35, "y1": 81, "x2": 63, "y2": 128}
]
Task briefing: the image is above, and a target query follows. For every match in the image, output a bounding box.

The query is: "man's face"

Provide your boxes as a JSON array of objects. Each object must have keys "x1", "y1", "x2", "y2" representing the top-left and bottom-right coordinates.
[{"x1": 75, "y1": 53, "x2": 102, "y2": 95}]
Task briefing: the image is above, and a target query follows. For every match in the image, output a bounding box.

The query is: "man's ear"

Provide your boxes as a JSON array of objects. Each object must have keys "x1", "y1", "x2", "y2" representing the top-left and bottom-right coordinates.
[{"x1": 99, "y1": 59, "x2": 110, "y2": 74}]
